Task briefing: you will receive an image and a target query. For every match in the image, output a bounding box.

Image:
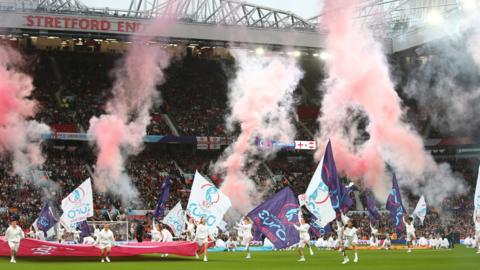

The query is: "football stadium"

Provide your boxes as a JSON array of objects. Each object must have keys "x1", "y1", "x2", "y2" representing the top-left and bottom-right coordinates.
[{"x1": 0, "y1": 0, "x2": 479, "y2": 269}]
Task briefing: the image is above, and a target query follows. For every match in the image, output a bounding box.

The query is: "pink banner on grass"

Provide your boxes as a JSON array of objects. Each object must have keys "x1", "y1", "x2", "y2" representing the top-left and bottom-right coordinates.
[{"x1": 0, "y1": 238, "x2": 198, "y2": 257}]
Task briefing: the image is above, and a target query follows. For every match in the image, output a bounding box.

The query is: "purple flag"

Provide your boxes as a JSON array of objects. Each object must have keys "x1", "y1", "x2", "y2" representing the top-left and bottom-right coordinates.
[
  {"x1": 247, "y1": 187, "x2": 300, "y2": 249},
  {"x1": 37, "y1": 202, "x2": 57, "y2": 234},
  {"x1": 253, "y1": 229, "x2": 263, "y2": 242},
  {"x1": 153, "y1": 177, "x2": 171, "y2": 218},
  {"x1": 365, "y1": 191, "x2": 380, "y2": 223},
  {"x1": 309, "y1": 218, "x2": 332, "y2": 238},
  {"x1": 78, "y1": 221, "x2": 91, "y2": 242},
  {"x1": 386, "y1": 174, "x2": 406, "y2": 233},
  {"x1": 340, "y1": 184, "x2": 354, "y2": 213},
  {"x1": 321, "y1": 141, "x2": 341, "y2": 212}
]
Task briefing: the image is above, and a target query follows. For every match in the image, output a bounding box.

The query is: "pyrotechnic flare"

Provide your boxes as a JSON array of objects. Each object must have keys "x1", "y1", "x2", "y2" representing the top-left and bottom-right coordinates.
[
  {"x1": 88, "y1": 13, "x2": 173, "y2": 205},
  {"x1": 316, "y1": 0, "x2": 465, "y2": 204},
  {"x1": 0, "y1": 45, "x2": 55, "y2": 195},
  {"x1": 215, "y1": 50, "x2": 303, "y2": 213}
]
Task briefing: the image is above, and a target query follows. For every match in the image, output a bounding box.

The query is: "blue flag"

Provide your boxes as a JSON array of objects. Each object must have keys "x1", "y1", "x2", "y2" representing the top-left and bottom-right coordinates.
[
  {"x1": 365, "y1": 190, "x2": 381, "y2": 223},
  {"x1": 321, "y1": 140, "x2": 344, "y2": 215},
  {"x1": 386, "y1": 173, "x2": 406, "y2": 234},
  {"x1": 247, "y1": 187, "x2": 300, "y2": 249},
  {"x1": 37, "y1": 202, "x2": 57, "y2": 234},
  {"x1": 153, "y1": 177, "x2": 171, "y2": 218}
]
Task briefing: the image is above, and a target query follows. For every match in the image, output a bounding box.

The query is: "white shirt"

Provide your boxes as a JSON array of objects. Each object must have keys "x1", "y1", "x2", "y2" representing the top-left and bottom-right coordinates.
[
  {"x1": 151, "y1": 228, "x2": 162, "y2": 242},
  {"x1": 195, "y1": 224, "x2": 209, "y2": 241},
  {"x1": 187, "y1": 222, "x2": 195, "y2": 234},
  {"x1": 5, "y1": 226, "x2": 24, "y2": 243},
  {"x1": 83, "y1": 236, "x2": 96, "y2": 244},
  {"x1": 404, "y1": 218, "x2": 415, "y2": 234},
  {"x1": 344, "y1": 227, "x2": 358, "y2": 240},
  {"x1": 93, "y1": 228, "x2": 100, "y2": 238},
  {"x1": 97, "y1": 229, "x2": 115, "y2": 246},
  {"x1": 73, "y1": 230, "x2": 80, "y2": 239},
  {"x1": 161, "y1": 229, "x2": 173, "y2": 242},
  {"x1": 295, "y1": 224, "x2": 310, "y2": 240},
  {"x1": 241, "y1": 223, "x2": 252, "y2": 237},
  {"x1": 35, "y1": 230, "x2": 45, "y2": 241}
]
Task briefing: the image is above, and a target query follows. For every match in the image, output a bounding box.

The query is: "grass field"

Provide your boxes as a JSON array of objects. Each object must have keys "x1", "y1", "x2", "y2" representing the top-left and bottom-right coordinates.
[{"x1": 1, "y1": 247, "x2": 478, "y2": 270}]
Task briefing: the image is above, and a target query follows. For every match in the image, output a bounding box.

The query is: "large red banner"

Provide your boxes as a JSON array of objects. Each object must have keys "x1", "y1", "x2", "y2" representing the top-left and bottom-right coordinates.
[{"x1": 0, "y1": 238, "x2": 198, "y2": 257}]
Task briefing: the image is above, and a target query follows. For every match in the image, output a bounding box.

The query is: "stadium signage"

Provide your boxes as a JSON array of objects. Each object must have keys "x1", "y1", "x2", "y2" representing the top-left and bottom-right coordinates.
[{"x1": 26, "y1": 14, "x2": 146, "y2": 33}]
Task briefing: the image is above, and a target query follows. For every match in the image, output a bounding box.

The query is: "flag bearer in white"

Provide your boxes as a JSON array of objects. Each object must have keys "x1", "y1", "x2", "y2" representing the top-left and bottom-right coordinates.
[
  {"x1": 96, "y1": 224, "x2": 115, "y2": 263},
  {"x1": 239, "y1": 217, "x2": 253, "y2": 259},
  {"x1": 194, "y1": 218, "x2": 211, "y2": 262},
  {"x1": 342, "y1": 220, "x2": 359, "y2": 264},
  {"x1": 294, "y1": 216, "x2": 314, "y2": 262},
  {"x1": 5, "y1": 220, "x2": 24, "y2": 263},
  {"x1": 185, "y1": 217, "x2": 196, "y2": 241},
  {"x1": 151, "y1": 223, "x2": 162, "y2": 242},
  {"x1": 404, "y1": 216, "x2": 416, "y2": 253},
  {"x1": 474, "y1": 210, "x2": 480, "y2": 253}
]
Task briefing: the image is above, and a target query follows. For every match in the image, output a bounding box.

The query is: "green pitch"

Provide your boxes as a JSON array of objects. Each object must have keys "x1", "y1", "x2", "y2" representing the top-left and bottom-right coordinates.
[{"x1": 1, "y1": 247, "x2": 478, "y2": 270}]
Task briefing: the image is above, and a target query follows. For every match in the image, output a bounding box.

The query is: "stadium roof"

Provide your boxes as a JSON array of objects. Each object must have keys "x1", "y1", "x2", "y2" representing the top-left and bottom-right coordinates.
[{"x1": 0, "y1": 0, "x2": 470, "y2": 52}]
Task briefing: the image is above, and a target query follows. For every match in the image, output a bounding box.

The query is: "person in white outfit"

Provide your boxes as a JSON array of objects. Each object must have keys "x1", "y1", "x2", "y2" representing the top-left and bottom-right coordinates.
[
  {"x1": 82, "y1": 236, "x2": 96, "y2": 245},
  {"x1": 335, "y1": 220, "x2": 344, "y2": 252},
  {"x1": 226, "y1": 236, "x2": 238, "y2": 252},
  {"x1": 5, "y1": 220, "x2": 24, "y2": 263},
  {"x1": 239, "y1": 217, "x2": 253, "y2": 259},
  {"x1": 342, "y1": 220, "x2": 359, "y2": 264},
  {"x1": 35, "y1": 229, "x2": 45, "y2": 241},
  {"x1": 73, "y1": 228, "x2": 81, "y2": 244},
  {"x1": 185, "y1": 217, "x2": 196, "y2": 241},
  {"x1": 294, "y1": 216, "x2": 314, "y2": 262},
  {"x1": 474, "y1": 210, "x2": 480, "y2": 254},
  {"x1": 370, "y1": 224, "x2": 379, "y2": 247},
  {"x1": 57, "y1": 225, "x2": 65, "y2": 243},
  {"x1": 96, "y1": 224, "x2": 115, "y2": 263},
  {"x1": 194, "y1": 218, "x2": 211, "y2": 262},
  {"x1": 382, "y1": 233, "x2": 392, "y2": 250},
  {"x1": 27, "y1": 227, "x2": 35, "y2": 239},
  {"x1": 404, "y1": 216, "x2": 416, "y2": 253},
  {"x1": 151, "y1": 223, "x2": 162, "y2": 242},
  {"x1": 161, "y1": 226, "x2": 174, "y2": 242}
]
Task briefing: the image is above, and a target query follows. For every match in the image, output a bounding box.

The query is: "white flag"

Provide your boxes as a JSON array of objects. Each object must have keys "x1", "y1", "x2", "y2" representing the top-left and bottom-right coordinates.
[
  {"x1": 303, "y1": 158, "x2": 336, "y2": 227},
  {"x1": 163, "y1": 202, "x2": 185, "y2": 237},
  {"x1": 60, "y1": 178, "x2": 94, "y2": 232},
  {"x1": 412, "y1": 195, "x2": 427, "y2": 224},
  {"x1": 474, "y1": 166, "x2": 480, "y2": 218},
  {"x1": 186, "y1": 171, "x2": 231, "y2": 230}
]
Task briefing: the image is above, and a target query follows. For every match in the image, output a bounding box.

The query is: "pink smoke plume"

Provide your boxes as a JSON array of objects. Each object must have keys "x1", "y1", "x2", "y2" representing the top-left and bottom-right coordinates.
[
  {"x1": 316, "y1": 0, "x2": 465, "y2": 203},
  {"x1": 88, "y1": 17, "x2": 172, "y2": 205},
  {"x1": 0, "y1": 45, "x2": 52, "y2": 186},
  {"x1": 216, "y1": 50, "x2": 303, "y2": 213}
]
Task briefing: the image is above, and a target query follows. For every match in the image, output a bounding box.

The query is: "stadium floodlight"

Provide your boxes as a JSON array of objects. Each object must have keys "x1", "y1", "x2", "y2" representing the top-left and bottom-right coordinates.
[
  {"x1": 255, "y1": 47, "x2": 265, "y2": 56},
  {"x1": 292, "y1": 51, "x2": 301, "y2": 57},
  {"x1": 319, "y1": 51, "x2": 332, "y2": 61},
  {"x1": 461, "y1": 0, "x2": 477, "y2": 10},
  {"x1": 425, "y1": 10, "x2": 443, "y2": 26}
]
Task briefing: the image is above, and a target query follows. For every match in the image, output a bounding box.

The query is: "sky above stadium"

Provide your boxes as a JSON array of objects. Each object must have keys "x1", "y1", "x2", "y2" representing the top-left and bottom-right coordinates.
[{"x1": 81, "y1": 0, "x2": 320, "y2": 19}]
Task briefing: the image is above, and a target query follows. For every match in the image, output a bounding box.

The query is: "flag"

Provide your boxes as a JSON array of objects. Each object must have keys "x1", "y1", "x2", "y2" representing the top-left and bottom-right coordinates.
[
  {"x1": 412, "y1": 195, "x2": 427, "y2": 224},
  {"x1": 295, "y1": 140, "x2": 317, "y2": 150},
  {"x1": 247, "y1": 187, "x2": 300, "y2": 249},
  {"x1": 340, "y1": 183, "x2": 354, "y2": 213},
  {"x1": 186, "y1": 171, "x2": 231, "y2": 230},
  {"x1": 153, "y1": 177, "x2": 171, "y2": 218},
  {"x1": 163, "y1": 201, "x2": 185, "y2": 237},
  {"x1": 36, "y1": 202, "x2": 57, "y2": 234},
  {"x1": 386, "y1": 173, "x2": 406, "y2": 234},
  {"x1": 301, "y1": 155, "x2": 336, "y2": 227},
  {"x1": 365, "y1": 191, "x2": 381, "y2": 223},
  {"x1": 475, "y1": 165, "x2": 480, "y2": 216},
  {"x1": 78, "y1": 221, "x2": 91, "y2": 242},
  {"x1": 309, "y1": 217, "x2": 331, "y2": 238},
  {"x1": 60, "y1": 178, "x2": 94, "y2": 232},
  {"x1": 319, "y1": 141, "x2": 341, "y2": 212}
]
